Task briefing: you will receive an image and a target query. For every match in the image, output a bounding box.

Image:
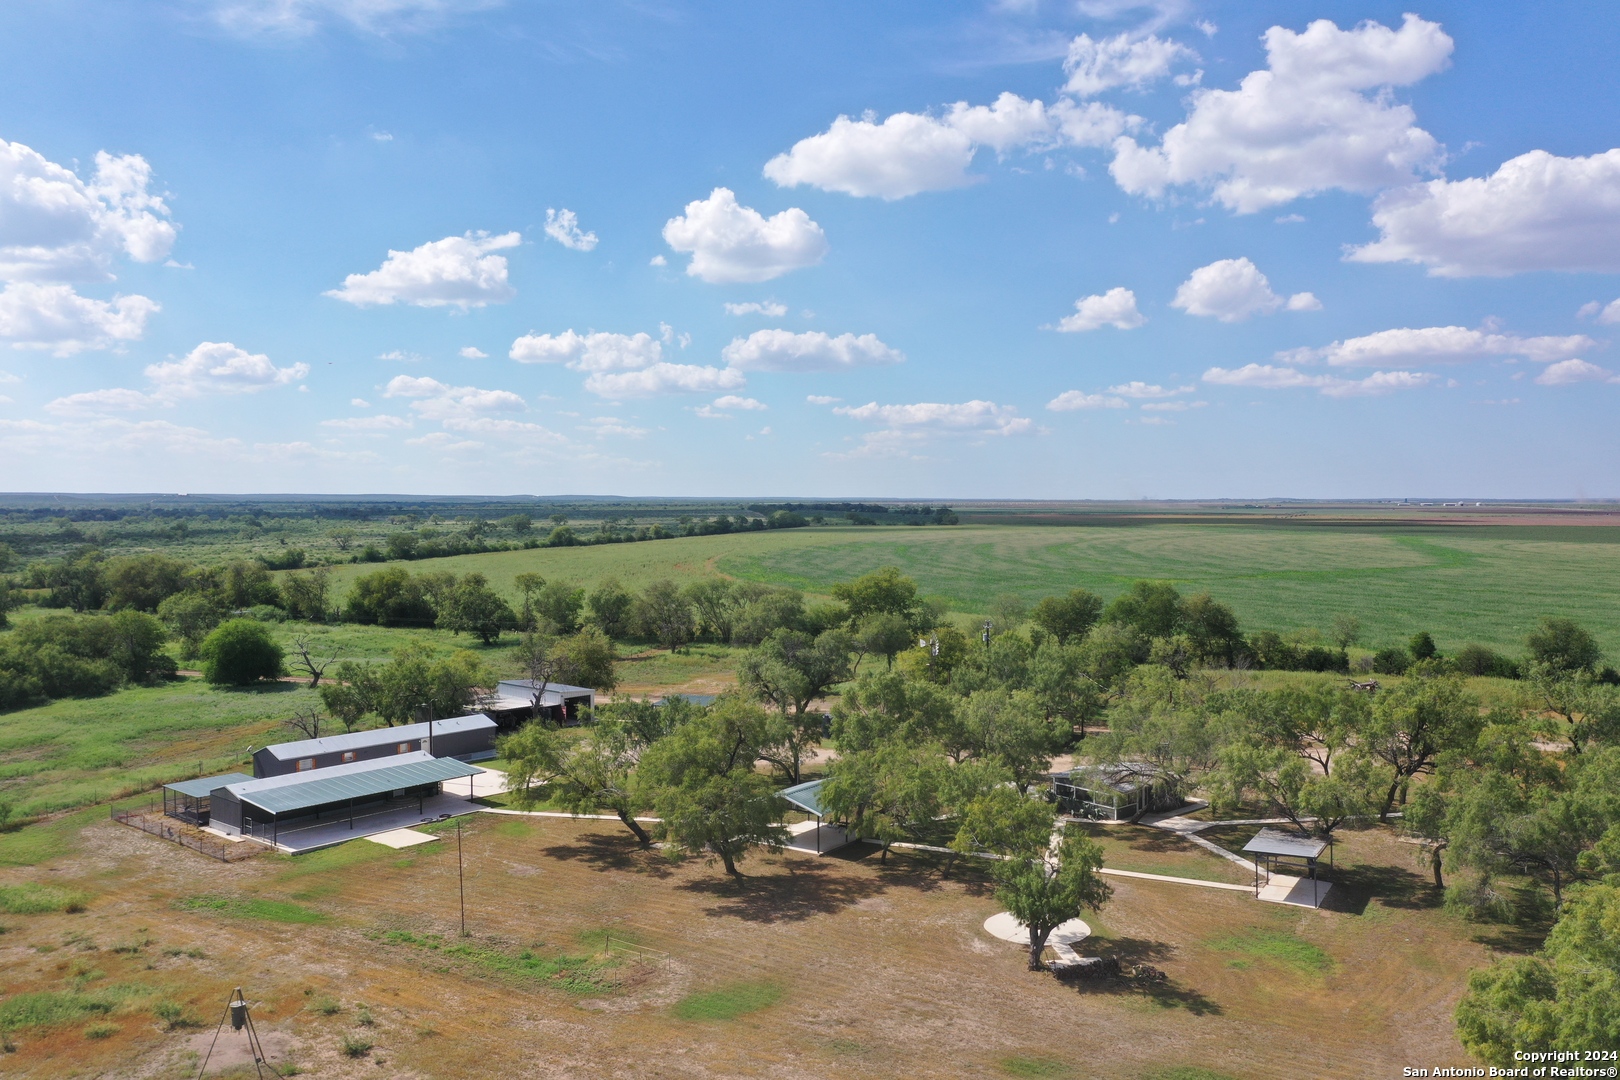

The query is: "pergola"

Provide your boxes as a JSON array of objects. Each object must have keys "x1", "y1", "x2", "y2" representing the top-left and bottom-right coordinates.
[
  {"x1": 1242, "y1": 827, "x2": 1332, "y2": 907},
  {"x1": 780, "y1": 779, "x2": 849, "y2": 854}
]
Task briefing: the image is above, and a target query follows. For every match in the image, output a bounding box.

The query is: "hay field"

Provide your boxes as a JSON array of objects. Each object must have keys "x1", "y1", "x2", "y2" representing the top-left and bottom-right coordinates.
[
  {"x1": 0, "y1": 812, "x2": 1493, "y2": 1079},
  {"x1": 314, "y1": 523, "x2": 1620, "y2": 655}
]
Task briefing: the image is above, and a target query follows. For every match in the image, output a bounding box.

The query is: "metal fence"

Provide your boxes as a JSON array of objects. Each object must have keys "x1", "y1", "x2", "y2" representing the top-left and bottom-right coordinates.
[
  {"x1": 602, "y1": 935, "x2": 671, "y2": 971},
  {"x1": 111, "y1": 804, "x2": 260, "y2": 863}
]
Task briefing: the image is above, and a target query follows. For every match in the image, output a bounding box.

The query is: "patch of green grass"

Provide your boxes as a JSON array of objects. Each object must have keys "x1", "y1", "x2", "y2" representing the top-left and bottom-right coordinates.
[
  {"x1": 153, "y1": 1000, "x2": 202, "y2": 1029},
  {"x1": 0, "y1": 807, "x2": 102, "y2": 867},
  {"x1": 175, "y1": 894, "x2": 327, "y2": 925},
  {"x1": 311, "y1": 996, "x2": 342, "y2": 1016},
  {"x1": 376, "y1": 930, "x2": 615, "y2": 994},
  {"x1": 340, "y1": 1033, "x2": 373, "y2": 1058},
  {"x1": 999, "y1": 1057, "x2": 1071, "y2": 1077},
  {"x1": 671, "y1": 981, "x2": 783, "y2": 1021},
  {"x1": 491, "y1": 818, "x2": 534, "y2": 839},
  {"x1": 1206, "y1": 928, "x2": 1333, "y2": 974},
  {"x1": 1142, "y1": 1068, "x2": 1241, "y2": 1080},
  {"x1": 83, "y1": 1021, "x2": 119, "y2": 1039},
  {"x1": 0, "y1": 991, "x2": 116, "y2": 1032},
  {"x1": 0, "y1": 883, "x2": 89, "y2": 914}
]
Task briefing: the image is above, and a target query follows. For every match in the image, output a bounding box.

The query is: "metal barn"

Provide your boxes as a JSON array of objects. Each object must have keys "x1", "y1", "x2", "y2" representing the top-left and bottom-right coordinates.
[{"x1": 252, "y1": 713, "x2": 498, "y2": 778}]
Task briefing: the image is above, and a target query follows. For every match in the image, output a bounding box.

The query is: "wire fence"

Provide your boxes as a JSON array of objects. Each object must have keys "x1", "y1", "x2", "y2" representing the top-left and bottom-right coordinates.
[
  {"x1": 602, "y1": 935, "x2": 671, "y2": 971},
  {"x1": 111, "y1": 804, "x2": 260, "y2": 863}
]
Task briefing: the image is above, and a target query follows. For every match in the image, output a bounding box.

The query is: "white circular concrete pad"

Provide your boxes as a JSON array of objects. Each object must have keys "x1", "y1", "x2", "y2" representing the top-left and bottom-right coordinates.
[{"x1": 982, "y1": 912, "x2": 1090, "y2": 945}]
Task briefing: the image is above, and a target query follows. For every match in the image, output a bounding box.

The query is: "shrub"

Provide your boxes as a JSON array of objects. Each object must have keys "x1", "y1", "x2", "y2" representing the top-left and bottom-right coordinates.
[
  {"x1": 1371, "y1": 646, "x2": 1412, "y2": 675},
  {"x1": 153, "y1": 1001, "x2": 201, "y2": 1030},
  {"x1": 198, "y1": 620, "x2": 284, "y2": 686},
  {"x1": 83, "y1": 1021, "x2": 118, "y2": 1039},
  {"x1": 312, "y1": 996, "x2": 342, "y2": 1016},
  {"x1": 340, "y1": 1033, "x2": 373, "y2": 1058},
  {"x1": 1453, "y1": 644, "x2": 1521, "y2": 679}
]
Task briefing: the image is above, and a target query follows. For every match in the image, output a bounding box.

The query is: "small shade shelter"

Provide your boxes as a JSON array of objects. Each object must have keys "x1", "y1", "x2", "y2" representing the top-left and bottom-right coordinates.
[
  {"x1": 1242, "y1": 827, "x2": 1332, "y2": 907},
  {"x1": 163, "y1": 772, "x2": 254, "y2": 826},
  {"x1": 779, "y1": 778, "x2": 850, "y2": 854}
]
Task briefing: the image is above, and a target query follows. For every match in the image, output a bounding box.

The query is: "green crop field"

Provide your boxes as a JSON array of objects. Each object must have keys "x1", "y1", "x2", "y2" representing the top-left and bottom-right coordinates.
[{"x1": 311, "y1": 523, "x2": 1620, "y2": 657}]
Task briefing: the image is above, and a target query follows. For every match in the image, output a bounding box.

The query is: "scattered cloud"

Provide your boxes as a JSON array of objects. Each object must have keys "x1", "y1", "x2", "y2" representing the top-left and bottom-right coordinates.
[
  {"x1": 724, "y1": 301, "x2": 788, "y2": 317},
  {"x1": 721, "y1": 329, "x2": 904, "y2": 373},
  {"x1": 806, "y1": 394, "x2": 841, "y2": 405},
  {"x1": 1203, "y1": 363, "x2": 1436, "y2": 397},
  {"x1": 1050, "y1": 286, "x2": 1144, "y2": 331},
  {"x1": 0, "y1": 283, "x2": 159, "y2": 355},
  {"x1": 510, "y1": 329, "x2": 663, "y2": 372},
  {"x1": 378, "y1": 349, "x2": 425, "y2": 362},
  {"x1": 1140, "y1": 400, "x2": 1207, "y2": 412},
  {"x1": 1046, "y1": 390, "x2": 1128, "y2": 411},
  {"x1": 320, "y1": 414, "x2": 413, "y2": 431},
  {"x1": 1279, "y1": 326, "x2": 1593, "y2": 367},
  {"x1": 145, "y1": 341, "x2": 309, "y2": 397},
  {"x1": 1349, "y1": 149, "x2": 1620, "y2": 276},
  {"x1": 349, "y1": 398, "x2": 371, "y2": 407},
  {"x1": 208, "y1": 0, "x2": 501, "y2": 37},
  {"x1": 834, "y1": 399, "x2": 1034, "y2": 435},
  {"x1": 582, "y1": 363, "x2": 746, "y2": 399},
  {"x1": 1063, "y1": 33, "x2": 1196, "y2": 97},
  {"x1": 763, "y1": 94, "x2": 1134, "y2": 200},
  {"x1": 1107, "y1": 381, "x2": 1193, "y2": 398},
  {"x1": 0, "y1": 139, "x2": 177, "y2": 282},
  {"x1": 713, "y1": 395, "x2": 767, "y2": 411},
  {"x1": 1171, "y1": 258, "x2": 1317, "y2": 321},
  {"x1": 326, "y1": 231, "x2": 520, "y2": 308},
  {"x1": 543, "y1": 208, "x2": 598, "y2": 252},
  {"x1": 580, "y1": 416, "x2": 649, "y2": 439},
  {"x1": 1110, "y1": 15, "x2": 1451, "y2": 212},
  {"x1": 44, "y1": 388, "x2": 156, "y2": 415},
  {"x1": 458, "y1": 346, "x2": 488, "y2": 359},
  {"x1": 1535, "y1": 359, "x2": 1619, "y2": 386},
  {"x1": 661, "y1": 188, "x2": 827, "y2": 283},
  {"x1": 0, "y1": 416, "x2": 242, "y2": 459},
  {"x1": 649, "y1": 255, "x2": 667, "y2": 267},
  {"x1": 383, "y1": 374, "x2": 526, "y2": 419}
]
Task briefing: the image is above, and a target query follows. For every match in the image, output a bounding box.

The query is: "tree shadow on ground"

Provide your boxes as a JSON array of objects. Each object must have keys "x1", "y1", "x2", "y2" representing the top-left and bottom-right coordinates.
[
  {"x1": 1321, "y1": 861, "x2": 1440, "y2": 915},
  {"x1": 1059, "y1": 936, "x2": 1223, "y2": 1016},
  {"x1": 539, "y1": 831, "x2": 675, "y2": 879},
  {"x1": 823, "y1": 843, "x2": 955, "y2": 895},
  {"x1": 676, "y1": 858, "x2": 890, "y2": 923}
]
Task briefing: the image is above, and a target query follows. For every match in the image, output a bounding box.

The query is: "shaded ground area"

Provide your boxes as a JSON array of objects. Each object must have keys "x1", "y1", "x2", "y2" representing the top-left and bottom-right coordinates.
[{"x1": 0, "y1": 810, "x2": 1504, "y2": 1079}]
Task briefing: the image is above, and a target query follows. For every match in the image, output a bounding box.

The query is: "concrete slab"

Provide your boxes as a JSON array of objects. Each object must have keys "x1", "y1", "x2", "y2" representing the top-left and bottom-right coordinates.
[
  {"x1": 784, "y1": 821, "x2": 854, "y2": 855},
  {"x1": 366, "y1": 828, "x2": 440, "y2": 849},
  {"x1": 1258, "y1": 873, "x2": 1332, "y2": 908},
  {"x1": 983, "y1": 912, "x2": 1091, "y2": 964},
  {"x1": 249, "y1": 792, "x2": 481, "y2": 854}
]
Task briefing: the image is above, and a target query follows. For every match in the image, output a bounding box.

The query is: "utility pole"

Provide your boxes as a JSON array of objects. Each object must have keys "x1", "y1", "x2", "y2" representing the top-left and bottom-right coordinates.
[
  {"x1": 982, "y1": 620, "x2": 993, "y2": 648},
  {"x1": 457, "y1": 819, "x2": 466, "y2": 936}
]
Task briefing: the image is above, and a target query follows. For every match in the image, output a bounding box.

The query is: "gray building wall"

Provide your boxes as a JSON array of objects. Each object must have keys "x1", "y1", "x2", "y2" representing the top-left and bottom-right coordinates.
[{"x1": 253, "y1": 723, "x2": 496, "y2": 778}]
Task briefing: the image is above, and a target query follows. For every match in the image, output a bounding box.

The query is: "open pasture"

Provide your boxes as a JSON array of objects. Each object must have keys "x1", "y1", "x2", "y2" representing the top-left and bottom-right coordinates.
[
  {"x1": 314, "y1": 522, "x2": 1620, "y2": 656},
  {"x1": 0, "y1": 812, "x2": 1493, "y2": 1079}
]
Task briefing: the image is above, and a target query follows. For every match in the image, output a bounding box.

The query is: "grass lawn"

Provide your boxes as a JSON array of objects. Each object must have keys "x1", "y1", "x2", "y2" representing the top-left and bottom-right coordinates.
[
  {"x1": 304, "y1": 522, "x2": 1620, "y2": 656},
  {"x1": 0, "y1": 812, "x2": 1507, "y2": 1078}
]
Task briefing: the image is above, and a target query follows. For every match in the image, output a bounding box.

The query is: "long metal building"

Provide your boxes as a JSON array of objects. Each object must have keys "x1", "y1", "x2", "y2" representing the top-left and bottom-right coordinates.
[{"x1": 251, "y1": 713, "x2": 498, "y2": 778}]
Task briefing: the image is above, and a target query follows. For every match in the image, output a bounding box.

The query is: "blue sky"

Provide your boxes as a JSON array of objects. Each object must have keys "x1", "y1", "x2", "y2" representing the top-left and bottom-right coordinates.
[{"x1": 0, "y1": 0, "x2": 1617, "y2": 498}]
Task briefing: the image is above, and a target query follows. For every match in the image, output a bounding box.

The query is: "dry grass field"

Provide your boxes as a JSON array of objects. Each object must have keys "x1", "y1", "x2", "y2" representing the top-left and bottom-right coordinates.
[{"x1": 0, "y1": 809, "x2": 1499, "y2": 1079}]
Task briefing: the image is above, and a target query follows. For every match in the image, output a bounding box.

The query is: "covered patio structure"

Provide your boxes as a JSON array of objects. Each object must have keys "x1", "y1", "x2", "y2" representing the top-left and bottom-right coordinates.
[
  {"x1": 1243, "y1": 827, "x2": 1333, "y2": 908},
  {"x1": 779, "y1": 778, "x2": 853, "y2": 855},
  {"x1": 162, "y1": 772, "x2": 254, "y2": 827}
]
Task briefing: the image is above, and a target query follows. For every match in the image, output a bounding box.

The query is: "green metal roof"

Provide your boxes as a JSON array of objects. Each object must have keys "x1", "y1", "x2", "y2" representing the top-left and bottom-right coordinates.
[
  {"x1": 221, "y1": 753, "x2": 480, "y2": 816},
  {"x1": 780, "y1": 778, "x2": 827, "y2": 817},
  {"x1": 166, "y1": 772, "x2": 254, "y2": 798}
]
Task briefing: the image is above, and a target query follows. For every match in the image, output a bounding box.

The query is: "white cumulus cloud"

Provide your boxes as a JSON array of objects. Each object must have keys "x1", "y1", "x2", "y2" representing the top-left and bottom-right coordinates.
[
  {"x1": 724, "y1": 301, "x2": 788, "y2": 317},
  {"x1": 1280, "y1": 326, "x2": 1593, "y2": 367},
  {"x1": 543, "y1": 208, "x2": 598, "y2": 252},
  {"x1": 1109, "y1": 14, "x2": 1451, "y2": 213},
  {"x1": 1535, "y1": 359, "x2": 1619, "y2": 386},
  {"x1": 582, "y1": 363, "x2": 746, "y2": 399},
  {"x1": 806, "y1": 394, "x2": 841, "y2": 405},
  {"x1": 834, "y1": 399, "x2": 1034, "y2": 436},
  {"x1": 661, "y1": 188, "x2": 827, "y2": 284},
  {"x1": 713, "y1": 395, "x2": 767, "y2": 411},
  {"x1": 0, "y1": 140, "x2": 177, "y2": 282},
  {"x1": 146, "y1": 341, "x2": 309, "y2": 396},
  {"x1": 0, "y1": 283, "x2": 159, "y2": 355},
  {"x1": 1046, "y1": 391, "x2": 1129, "y2": 411},
  {"x1": 1349, "y1": 149, "x2": 1620, "y2": 277},
  {"x1": 458, "y1": 346, "x2": 487, "y2": 359},
  {"x1": 320, "y1": 414, "x2": 413, "y2": 431},
  {"x1": 509, "y1": 330, "x2": 663, "y2": 372},
  {"x1": 384, "y1": 374, "x2": 526, "y2": 419},
  {"x1": 44, "y1": 388, "x2": 157, "y2": 415},
  {"x1": 1203, "y1": 363, "x2": 1435, "y2": 397},
  {"x1": 1051, "y1": 286, "x2": 1145, "y2": 331},
  {"x1": 326, "y1": 231, "x2": 520, "y2": 308},
  {"x1": 1064, "y1": 33, "x2": 1197, "y2": 97},
  {"x1": 720, "y1": 329, "x2": 904, "y2": 373},
  {"x1": 1107, "y1": 381, "x2": 1193, "y2": 398},
  {"x1": 1171, "y1": 258, "x2": 1316, "y2": 321}
]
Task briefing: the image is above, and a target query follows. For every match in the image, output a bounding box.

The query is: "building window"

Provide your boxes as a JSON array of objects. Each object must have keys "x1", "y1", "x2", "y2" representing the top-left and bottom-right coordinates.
[
  {"x1": 341, "y1": 751, "x2": 356, "y2": 763},
  {"x1": 397, "y1": 743, "x2": 411, "y2": 754},
  {"x1": 295, "y1": 758, "x2": 315, "y2": 771}
]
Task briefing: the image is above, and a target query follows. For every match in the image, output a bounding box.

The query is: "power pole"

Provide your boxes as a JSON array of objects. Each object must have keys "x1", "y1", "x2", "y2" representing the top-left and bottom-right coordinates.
[{"x1": 457, "y1": 819, "x2": 466, "y2": 936}]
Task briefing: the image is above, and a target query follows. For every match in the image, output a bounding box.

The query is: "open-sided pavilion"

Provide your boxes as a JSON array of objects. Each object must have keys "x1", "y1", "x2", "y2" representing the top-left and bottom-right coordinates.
[
  {"x1": 1243, "y1": 827, "x2": 1333, "y2": 908},
  {"x1": 779, "y1": 779, "x2": 853, "y2": 855}
]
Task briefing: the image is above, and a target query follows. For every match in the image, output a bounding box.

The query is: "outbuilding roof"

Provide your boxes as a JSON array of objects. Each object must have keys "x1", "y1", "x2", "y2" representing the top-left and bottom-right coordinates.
[
  {"x1": 1242, "y1": 827, "x2": 1329, "y2": 860},
  {"x1": 780, "y1": 778, "x2": 828, "y2": 818},
  {"x1": 259, "y1": 713, "x2": 496, "y2": 761},
  {"x1": 220, "y1": 752, "x2": 480, "y2": 816},
  {"x1": 165, "y1": 772, "x2": 255, "y2": 798}
]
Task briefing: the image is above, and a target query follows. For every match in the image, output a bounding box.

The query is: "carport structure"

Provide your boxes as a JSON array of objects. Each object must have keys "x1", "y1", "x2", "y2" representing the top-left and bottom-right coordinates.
[
  {"x1": 162, "y1": 772, "x2": 253, "y2": 827},
  {"x1": 1243, "y1": 827, "x2": 1333, "y2": 908},
  {"x1": 779, "y1": 779, "x2": 853, "y2": 855},
  {"x1": 209, "y1": 752, "x2": 482, "y2": 852}
]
